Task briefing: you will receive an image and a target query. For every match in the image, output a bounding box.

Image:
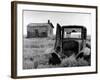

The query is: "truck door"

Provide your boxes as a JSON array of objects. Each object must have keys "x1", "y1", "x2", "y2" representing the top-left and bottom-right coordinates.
[{"x1": 54, "y1": 23, "x2": 62, "y2": 51}]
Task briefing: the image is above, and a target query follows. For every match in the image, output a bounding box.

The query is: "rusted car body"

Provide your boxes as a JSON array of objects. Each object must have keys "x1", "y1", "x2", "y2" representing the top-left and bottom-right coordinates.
[{"x1": 55, "y1": 24, "x2": 87, "y2": 57}]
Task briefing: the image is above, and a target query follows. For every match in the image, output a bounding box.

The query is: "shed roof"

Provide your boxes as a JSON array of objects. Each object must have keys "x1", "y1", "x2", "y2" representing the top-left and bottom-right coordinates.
[{"x1": 27, "y1": 20, "x2": 54, "y2": 28}]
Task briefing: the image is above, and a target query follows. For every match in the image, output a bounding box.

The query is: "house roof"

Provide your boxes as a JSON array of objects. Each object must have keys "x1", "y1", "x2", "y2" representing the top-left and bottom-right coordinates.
[
  {"x1": 48, "y1": 22, "x2": 54, "y2": 28},
  {"x1": 27, "y1": 20, "x2": 54, "y2": 28}
]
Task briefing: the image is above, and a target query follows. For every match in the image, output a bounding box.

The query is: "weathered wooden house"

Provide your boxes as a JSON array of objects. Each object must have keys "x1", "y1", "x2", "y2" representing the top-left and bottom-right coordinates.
[{"x1": 27, "y1": 20, "x2": 54, "y2": 38}]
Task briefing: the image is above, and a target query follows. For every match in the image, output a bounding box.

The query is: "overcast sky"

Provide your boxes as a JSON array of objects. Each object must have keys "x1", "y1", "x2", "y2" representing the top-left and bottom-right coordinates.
[{"x1": 23, "y1": 10, "x2": 91, "y2": 36}]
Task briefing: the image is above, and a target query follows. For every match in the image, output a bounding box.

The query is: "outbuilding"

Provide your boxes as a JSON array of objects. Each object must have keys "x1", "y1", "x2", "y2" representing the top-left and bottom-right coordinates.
[{"x1": 27, "y1": 20, "x2": 54, "y2": 38}]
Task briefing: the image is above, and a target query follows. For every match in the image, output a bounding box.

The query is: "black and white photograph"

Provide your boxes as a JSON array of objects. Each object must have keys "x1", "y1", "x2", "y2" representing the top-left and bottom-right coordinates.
[
  {"x1": 23, "y1": 10, "x2": 91, "y2": 69},
  {"x1": 11, "y1": 1, "x2": 97, "y2": 78}
]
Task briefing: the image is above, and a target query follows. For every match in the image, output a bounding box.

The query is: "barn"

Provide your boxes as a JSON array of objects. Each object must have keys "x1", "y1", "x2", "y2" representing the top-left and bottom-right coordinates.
[{"x1": 27, "y1": 20, "x2": 54, "y2": 38}]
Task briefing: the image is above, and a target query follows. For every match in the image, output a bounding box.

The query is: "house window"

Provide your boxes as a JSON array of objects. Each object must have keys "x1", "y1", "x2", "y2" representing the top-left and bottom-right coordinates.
[{"x1": 40, "y1": 32, "x2": 47, "y2": 37}]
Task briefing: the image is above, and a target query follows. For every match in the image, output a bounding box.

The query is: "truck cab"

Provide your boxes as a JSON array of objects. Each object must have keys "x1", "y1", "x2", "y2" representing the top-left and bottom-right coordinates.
[{"x1": 55, "y1": 24, "x2": 87, "y2": 57}]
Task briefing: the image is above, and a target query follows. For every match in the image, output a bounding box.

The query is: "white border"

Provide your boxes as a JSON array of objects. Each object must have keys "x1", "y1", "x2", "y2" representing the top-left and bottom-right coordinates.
[{"x1": 17, "y1": 3, "x2": 96, "y2": 76}]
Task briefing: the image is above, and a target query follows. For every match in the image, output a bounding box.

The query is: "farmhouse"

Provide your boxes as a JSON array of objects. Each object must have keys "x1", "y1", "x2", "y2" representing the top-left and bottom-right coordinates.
[{"x1": 27, "y1": 20, "x2": 54, "y2": 38}]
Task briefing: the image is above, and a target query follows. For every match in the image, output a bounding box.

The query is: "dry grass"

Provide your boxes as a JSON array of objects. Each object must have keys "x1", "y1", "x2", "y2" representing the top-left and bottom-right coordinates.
[
  {"x1": 23, "y1": 37, "x2": 90, "y2": 69},
  {"x1": 23, "y1": 38, "x2": 55, "y2": 69},
  {"x1": 61, "y1": 55, "x2": 89, "y2": 67}
]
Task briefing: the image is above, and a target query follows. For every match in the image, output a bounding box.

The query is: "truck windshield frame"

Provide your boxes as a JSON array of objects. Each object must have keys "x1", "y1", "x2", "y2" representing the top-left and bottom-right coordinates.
[{"x1": 62, "y1": 26, "x2": 87, "y2": 40}]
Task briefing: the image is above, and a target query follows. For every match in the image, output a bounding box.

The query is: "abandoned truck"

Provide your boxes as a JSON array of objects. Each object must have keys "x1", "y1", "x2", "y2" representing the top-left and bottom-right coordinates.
[{"x1": 55, "y1": 24, "x2": 87, "y2": 58}]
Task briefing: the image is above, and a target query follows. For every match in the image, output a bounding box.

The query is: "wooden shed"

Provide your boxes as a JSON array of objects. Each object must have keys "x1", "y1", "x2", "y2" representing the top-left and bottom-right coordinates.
[{"x1": 27, "y1": 20, "x2": 54, "y2": 38}]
